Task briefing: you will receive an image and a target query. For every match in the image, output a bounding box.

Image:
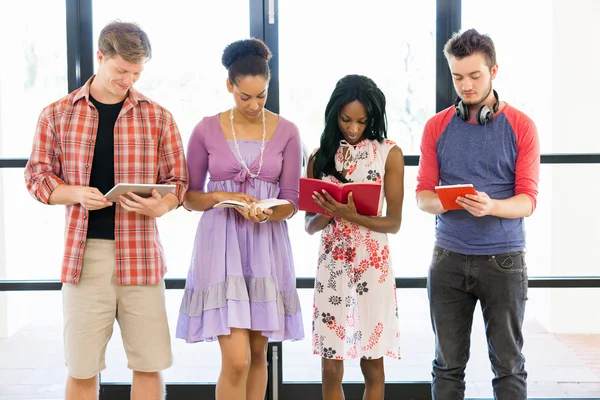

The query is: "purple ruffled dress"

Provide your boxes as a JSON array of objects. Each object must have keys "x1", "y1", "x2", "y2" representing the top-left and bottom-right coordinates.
[{"x1": 176, "y1": 114, "x2": 304, "y2": 342}]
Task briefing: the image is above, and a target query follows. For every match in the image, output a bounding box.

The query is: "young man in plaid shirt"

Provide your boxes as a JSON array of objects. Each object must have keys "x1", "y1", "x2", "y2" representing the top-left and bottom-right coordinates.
[{"x1": 24, "y1": 21, "x2": 188, "y2": 400}]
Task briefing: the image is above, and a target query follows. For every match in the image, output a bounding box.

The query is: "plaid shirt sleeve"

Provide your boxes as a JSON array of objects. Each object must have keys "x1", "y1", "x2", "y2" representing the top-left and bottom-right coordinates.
[
  {"x1": 157, "y1": 115, "x2": 188, "y2": 204},
  {"x1": 24, "y1": 107, "x2": 66, "y2": 204}
]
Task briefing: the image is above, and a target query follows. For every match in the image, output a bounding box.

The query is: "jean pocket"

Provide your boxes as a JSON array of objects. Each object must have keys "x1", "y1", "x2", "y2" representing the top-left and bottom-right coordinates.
[
  {"x1": 490, "y1": 252, "x2": 524, "y2": 273},
  {"x1": 431, "y1": 248, "x2": 448, "y2": 266}
]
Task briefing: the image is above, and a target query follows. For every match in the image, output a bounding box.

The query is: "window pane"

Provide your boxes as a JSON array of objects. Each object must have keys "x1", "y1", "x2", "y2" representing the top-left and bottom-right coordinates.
[
  {"x1": 0, "y1": 0, "x2": 67, "y2": 158},
  {"x1": 524, "y1": 164, "x2": 600, "y2": 279},
  {"x1": 279, "y1": 0, "x2": 437, "y2": 279},
  {"x1": 464, "y1": 0, "x2": 600, "y2": 154},
  {"x1": 92, "y1": 0, "x2": 250, "y2": 279},
  {"x1": 279, "y1": 0, "x2": 436, "y2": 156},
  {"x1": 92, "y1": 0, "x2": 249, "y2": 144},
  {"x1": 1, "y1": 168, "x2": 63, "y2": 280},
  {"x1": 461, "y1": 0, "x2": 557, "y2": 153},
  {"x1": 290, "y1": 162, "x2": 600, "y2": 280}
]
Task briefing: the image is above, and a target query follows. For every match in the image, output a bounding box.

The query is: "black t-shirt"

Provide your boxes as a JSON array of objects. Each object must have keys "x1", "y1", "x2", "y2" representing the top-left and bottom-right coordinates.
[{"x1": 86, "y1": 94, "x2": 124, "y2": 240}]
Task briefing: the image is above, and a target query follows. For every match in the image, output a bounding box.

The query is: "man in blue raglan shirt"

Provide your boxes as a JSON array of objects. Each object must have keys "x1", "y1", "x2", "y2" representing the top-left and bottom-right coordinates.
[{"x1": 417, "y1": 29, "x2": 540, "y2": 400}]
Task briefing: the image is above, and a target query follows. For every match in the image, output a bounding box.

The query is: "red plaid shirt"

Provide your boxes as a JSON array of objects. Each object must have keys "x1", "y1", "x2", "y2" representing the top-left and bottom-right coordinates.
[{"x1": 25, "y1": 76, "x2": 188, "y2": 285}]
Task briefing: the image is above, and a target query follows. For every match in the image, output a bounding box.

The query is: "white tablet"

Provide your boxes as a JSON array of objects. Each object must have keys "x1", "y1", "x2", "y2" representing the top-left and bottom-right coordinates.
[{"x1": 105, "y1": 183, "x2": 176, "y2": 202}]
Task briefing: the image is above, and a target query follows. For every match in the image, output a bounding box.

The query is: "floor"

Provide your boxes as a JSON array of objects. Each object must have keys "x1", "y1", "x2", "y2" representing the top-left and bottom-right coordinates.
[{"x1": 1, "y1": 290, "x2": 599, "y2": 399}]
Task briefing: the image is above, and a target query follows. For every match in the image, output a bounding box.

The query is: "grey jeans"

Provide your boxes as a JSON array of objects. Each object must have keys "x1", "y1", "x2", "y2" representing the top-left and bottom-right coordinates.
[{"x1": 427, "y1": 246, "x2": 528, "y2": 400}]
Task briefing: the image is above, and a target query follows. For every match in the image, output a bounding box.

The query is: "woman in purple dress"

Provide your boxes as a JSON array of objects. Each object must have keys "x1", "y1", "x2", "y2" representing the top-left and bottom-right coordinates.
[{"x1": 177, "y1": 38, "x2": 304, "y2": 400}]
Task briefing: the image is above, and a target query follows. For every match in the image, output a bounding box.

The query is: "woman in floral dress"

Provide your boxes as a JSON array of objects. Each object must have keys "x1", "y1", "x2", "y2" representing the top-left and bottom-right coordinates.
[{"x1": 305, "y1": 75, "x2": 405, "y2": 400}]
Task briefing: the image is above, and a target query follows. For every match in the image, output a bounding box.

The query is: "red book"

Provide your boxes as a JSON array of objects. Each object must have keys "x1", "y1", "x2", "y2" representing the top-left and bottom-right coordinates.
[
  {"x1": 435, "y1": 184, "x2": 478, "y2": 210},
  {"x1": 299, "y1": 177, "x2": 382, "y2": 216}
]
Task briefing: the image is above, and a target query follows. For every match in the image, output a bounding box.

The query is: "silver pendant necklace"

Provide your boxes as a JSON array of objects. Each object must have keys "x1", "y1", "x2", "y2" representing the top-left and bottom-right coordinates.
[
  {"x1": 229, "y1": 108, "x2": 266, "y2": 179},
  {"x1": 342, "y1": 146, "x2": 354, "y2": 170}
]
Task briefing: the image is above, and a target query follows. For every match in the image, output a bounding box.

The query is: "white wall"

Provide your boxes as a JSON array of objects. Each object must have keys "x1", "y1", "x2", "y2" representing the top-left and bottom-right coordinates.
[{"x1": 545, "y1": 0, "x2": 600, "y2": 333}]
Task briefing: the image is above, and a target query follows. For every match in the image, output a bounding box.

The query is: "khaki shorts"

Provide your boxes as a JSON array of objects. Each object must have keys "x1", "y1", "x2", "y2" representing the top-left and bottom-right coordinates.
[{"x1": 62, "y1": 239, "x2": 173, "y2": 379}]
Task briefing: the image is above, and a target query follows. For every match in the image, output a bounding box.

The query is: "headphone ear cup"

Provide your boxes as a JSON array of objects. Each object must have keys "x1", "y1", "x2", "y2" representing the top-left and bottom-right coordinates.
[
  {"x1": 455, "y1": 100, "x2": 469, "y2": 121},
  {"x1": 477, "y1": 105, "x2": 492, "y2": 125}
]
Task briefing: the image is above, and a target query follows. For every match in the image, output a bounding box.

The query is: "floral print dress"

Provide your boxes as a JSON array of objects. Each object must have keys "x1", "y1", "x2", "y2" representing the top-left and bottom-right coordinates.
[{"x1": 312, "y1": 138, "x2": 401, "y2": 360}]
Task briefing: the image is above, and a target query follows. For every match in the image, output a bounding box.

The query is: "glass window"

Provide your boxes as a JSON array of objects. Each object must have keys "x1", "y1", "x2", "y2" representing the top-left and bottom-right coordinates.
[
  {"x1": 92, "y1": 0, "x2": 251, "y2": 280},
  {"x1": 1, "y1": 169, "x2": 64, "y2": 280},
  {"x1": 461, "y1": 0, "x2": 554, "y2": 153},
  {"x1": 92, "y1": 0, "x2": 249, "y2": 146},
  {"x1": 279, "y1": 0, "x2": 436, "y2": 157},
  {"x1": 278, "y1": 0, "x2": 437, "y2": 280},
  {"x1": 281, "y1": 154, "x2": 599, "y2": 391},
  {"x1": 91, "y1": 0, "x2": 250, "y2": 383},
  {"x1": 0, "y1": 0, "x2": 68, "y2": 158}
]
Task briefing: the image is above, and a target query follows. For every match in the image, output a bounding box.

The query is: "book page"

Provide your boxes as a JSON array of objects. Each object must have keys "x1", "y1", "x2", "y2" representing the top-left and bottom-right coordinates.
[
  {"x1": 213, "y1": 198, "x2": 289, "y2": 209},
  {"x1": 213, "y1": 200, "x2": 247, "y2": 209},
  {"x1": 257, "y1": 198, "x2": 290, "y2": 209}
]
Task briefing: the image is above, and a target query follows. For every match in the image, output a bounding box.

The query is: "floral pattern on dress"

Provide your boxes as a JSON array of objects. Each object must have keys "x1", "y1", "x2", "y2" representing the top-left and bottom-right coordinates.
[{"x1": 312, "y1": 139, "x2": 401, "y2": 360}]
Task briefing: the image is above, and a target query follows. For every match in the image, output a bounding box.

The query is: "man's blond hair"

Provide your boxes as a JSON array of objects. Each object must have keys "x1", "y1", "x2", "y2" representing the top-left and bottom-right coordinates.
[{"x1": 98, "y1": 21, "x2": 151, "y2": 63}]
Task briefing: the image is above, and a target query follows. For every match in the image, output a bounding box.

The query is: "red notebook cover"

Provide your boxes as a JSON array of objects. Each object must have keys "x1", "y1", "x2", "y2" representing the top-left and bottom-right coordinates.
[
  {"x1": 299, "y1": 178, "x2": 382, "y2": 217},
  {"x1": 435, "y1": 184, "x2": 478, "y2": 210}
]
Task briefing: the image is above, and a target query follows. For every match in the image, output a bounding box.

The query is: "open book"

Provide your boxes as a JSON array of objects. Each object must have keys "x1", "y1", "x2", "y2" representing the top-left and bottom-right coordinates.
[
  {"x1": 299, "y1": 177, "x2": 382, "y2": 216},
  {"x1": 213, "y1": 198, "x2": 290, "y2": 210},
  {"x1": 435, "y1": 184, "x2": 478, "y2": 210}
]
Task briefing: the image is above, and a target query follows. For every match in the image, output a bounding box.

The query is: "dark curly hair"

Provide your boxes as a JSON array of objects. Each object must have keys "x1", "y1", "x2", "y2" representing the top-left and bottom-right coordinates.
[
  {"x1": 222, "y1": 38, "x2": 272, "y2": 84},
  {"x1": 312, "y1": 75, "x2": 388, "y2": 183}
]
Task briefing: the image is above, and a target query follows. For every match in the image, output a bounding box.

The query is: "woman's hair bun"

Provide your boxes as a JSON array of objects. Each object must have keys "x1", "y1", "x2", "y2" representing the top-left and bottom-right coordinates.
[{"x1": 222, "y1": 38, "x2": 272, "y2": 69}]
